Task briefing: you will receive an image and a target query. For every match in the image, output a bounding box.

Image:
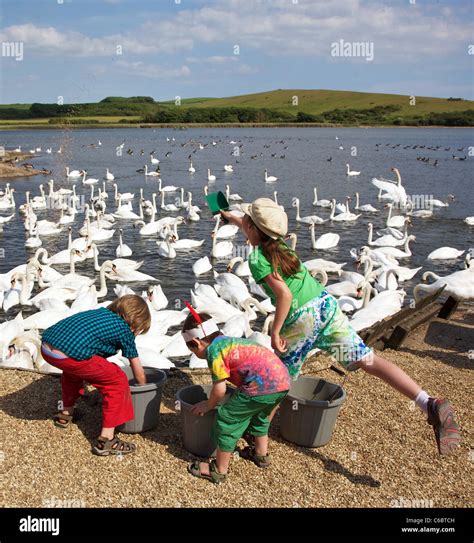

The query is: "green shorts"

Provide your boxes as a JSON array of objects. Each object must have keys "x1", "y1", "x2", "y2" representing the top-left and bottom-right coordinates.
[{"x1": 212, "y1": 389, "x2": 288, "y2": 453}]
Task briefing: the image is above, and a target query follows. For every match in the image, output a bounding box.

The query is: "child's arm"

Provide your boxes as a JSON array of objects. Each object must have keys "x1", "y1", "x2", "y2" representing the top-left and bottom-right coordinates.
[
  {"x1": 129, "y1": 357, "x2": 146, "y2": 385},
  {"x1": 191, "y1": 380, "x2": 226, "y2": 416},
  {"x1": 264, "y1": 272, "x2": 292, "y2": 353},
  {"x1": 220, "y1": 210, "x2": 243, "y2": 229}
]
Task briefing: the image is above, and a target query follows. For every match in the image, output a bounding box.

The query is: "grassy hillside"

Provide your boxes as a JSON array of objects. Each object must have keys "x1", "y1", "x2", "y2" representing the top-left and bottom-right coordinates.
[
  {"x1": 167, "y1": 89, "x2": 473, "y2": 116},
  {"x1": 1, "y1": 90, "x2": 473, "y2": 127}
]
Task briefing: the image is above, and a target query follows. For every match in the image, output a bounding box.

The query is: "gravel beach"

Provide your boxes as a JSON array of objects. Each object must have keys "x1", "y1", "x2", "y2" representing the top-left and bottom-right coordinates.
[{"x1": 1, "y1": 307, "x2": 472, "y2": 509}]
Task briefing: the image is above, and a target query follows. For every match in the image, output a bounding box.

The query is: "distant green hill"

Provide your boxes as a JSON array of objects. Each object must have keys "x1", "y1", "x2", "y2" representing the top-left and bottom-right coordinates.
[
  {"x1": 162, "y1": 89, "x2": 473, "y2": 116},
  {"x1": 1, "y1": 90, "x2": 473, "y2": 126}
]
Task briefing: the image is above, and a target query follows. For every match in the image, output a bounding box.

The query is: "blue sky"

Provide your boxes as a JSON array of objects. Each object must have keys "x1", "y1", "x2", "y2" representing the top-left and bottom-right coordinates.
[{"x1": 0, "y1": 0, "x2": 473, "y2": 104}]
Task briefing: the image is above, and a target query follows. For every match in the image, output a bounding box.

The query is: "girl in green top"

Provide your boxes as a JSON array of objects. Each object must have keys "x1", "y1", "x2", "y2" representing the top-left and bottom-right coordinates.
[{"x1": 221, "y1": 198, "x2": 460, "y2": 455}]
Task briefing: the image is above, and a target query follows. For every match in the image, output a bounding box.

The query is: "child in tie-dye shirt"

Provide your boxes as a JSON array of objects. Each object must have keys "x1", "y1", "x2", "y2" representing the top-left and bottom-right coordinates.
[{"x1": 181, "y1": 311, "x2": 289, "y2": 484}]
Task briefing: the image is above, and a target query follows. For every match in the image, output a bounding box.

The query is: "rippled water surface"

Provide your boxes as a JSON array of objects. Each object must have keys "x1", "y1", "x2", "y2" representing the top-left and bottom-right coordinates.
[{"x1": 1, "y1": 127, "x2": 473, "y2": 322}]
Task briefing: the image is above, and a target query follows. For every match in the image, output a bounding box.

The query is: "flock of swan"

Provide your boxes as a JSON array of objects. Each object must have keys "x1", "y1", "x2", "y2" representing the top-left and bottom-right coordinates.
[{"x1": 0, "y1": 135, "x2": 473, "y2": 377}]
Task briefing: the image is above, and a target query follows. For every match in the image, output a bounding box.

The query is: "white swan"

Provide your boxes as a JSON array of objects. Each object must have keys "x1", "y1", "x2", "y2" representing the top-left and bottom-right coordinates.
[
  {"x1": 160, "y1": 190, "x2": 179, "y2": 212},
  {"x1": 105, "y1": 168, "x2": 115, "y2": 181},
  {"x1": 114, "y1": 184, "x2": 134, "y2": 201},
  {"x1": 354, "y1": 192, "x2": 377, "y2": 212},
  {"x1": 157, "y1": 232, "x2": 177, "y2": 259},
  {"x1": 116, "y1": 228, "x2": 132, "y2": 257},
  {"x1": 144, "y1": 164, "x2": 160, "y2": 177},
  {"x1": 329, "y1": 199, "x2": 360, "y2": 222},
  {"x1": 407, "y1": 200, "x2": 433, "y2": 218},
  {"x1": 158, "y1": 178, "x2": 178, "y2": 192},
  {"x1": 427, "y1": 247, "x2": 465, "y2": 260},
  {"x1": 385, "y1": 203, "x2": 407, "y2": 228},
  {"x1": 81, "y1": 171, "x2": 99, "y2": 185},
  {"x1": 106, "y1": 261, "x2": 160, "y2": 282},
  {"x1": 309, "y1": 224, "x2": 339, "y2": 250},
  {"x1": 25, "y1": 228, "x2": 42, "y2": 249},
  {"x1": 224, "y1": 164, "x2": 234, "y2": 173},
  {"x1": 338, "y1": 281, "x2": 375, "y2": 313},
  {"x1": 350, "y1": 289, "x2": 406, "y2": 332},
  {"x1": 414, "y1": 269, "x2": 474, "y2": 301},
  {"x1": 207, "y1": 169, "x2": 216, "y2": 182},
  {"x1": 83, "y1": 216, "x2": 116, "y2": 242},
  {"x1": 264, "y1": 169, "x2": 278, "y2": 183},
  {"x1": 225, "y1": 184, "x2": 242, "y2": 201},
  {"x1": 304, "y1": 258, "x2": 346, "y2": 275},
  {"x1": 293, "y1": 197, "x2": 326, "y2": 224},
  {"x1": 193, "y1": 256, "x2": 213, "y2": 276},
  {"x1": 143, "y1": 284, "x2": 168, "y2": 311},
  {"x1": 2, "y1": 272, "x2": 35, "y2": 311},
  {"x1": 66, "y1": 167, "x2": 83, "y2": 178},
  {"x1": 186, "y1": 192, "x2": 201, "y2": 222},
  {"x1": 214, "y1": 214, "x2": 239, "y2": 239},
  {"x1": 376, "y1": 235, "x2": 416, "y2": 258},
  {"x1": 51, "y1": 249, "x2": 95, "y2": 289},
  {"x1": 188, "y1": 162, "x2": 196, "y2": 173},
  {"x1": 346, "y1": 164, "x2": 360, "y2": 176},
  {"x1": 91, "y1": 243, "x2": 142, "y2": 271},
  {"x1": 371, "y1": 168, "x2": 407, "y2": 207},
  {"x1": 113, "y1": 196, "x2": 140, "y2": 220},
  {"x1": 211, "y1": 231, "x2": 233, "y2": 259},
  {"x1": 368, "y1": 223, "x2": 407, "y2": 247},
  {"x1": 227, "y1": 256, "x2": 251, "y2": 277},
  {"x1": 312, "y1": 187, "x2": 332, "y2": 208},
  {"x1": 35, "y1": 219, "x2": 62, "y2": 236},
  {"x1": 426, "y1": 195, "x2": 454, "y2": 208}
]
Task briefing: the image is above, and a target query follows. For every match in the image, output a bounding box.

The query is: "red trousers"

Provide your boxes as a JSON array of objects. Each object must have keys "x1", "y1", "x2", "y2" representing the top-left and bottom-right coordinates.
[{"x1": 41, "y1": 348, "x2": 134, "y2": 428}]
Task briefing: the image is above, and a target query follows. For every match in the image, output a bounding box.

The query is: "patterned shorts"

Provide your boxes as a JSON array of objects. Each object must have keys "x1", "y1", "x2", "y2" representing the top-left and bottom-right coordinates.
[{"x1": 280, "y1": 291, "x2": 373, "y2": 380}]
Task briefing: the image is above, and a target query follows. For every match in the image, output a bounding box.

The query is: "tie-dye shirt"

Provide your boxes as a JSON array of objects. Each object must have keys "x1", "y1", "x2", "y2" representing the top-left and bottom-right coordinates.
[{"x1": 206, "y1": 335, "x2": 290, "y2": 396}]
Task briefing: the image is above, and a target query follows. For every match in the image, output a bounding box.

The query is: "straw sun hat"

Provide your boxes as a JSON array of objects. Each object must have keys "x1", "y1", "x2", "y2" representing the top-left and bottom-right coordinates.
[{"x1": 240, "y1": 198, "x2": 288, "y2": 240}]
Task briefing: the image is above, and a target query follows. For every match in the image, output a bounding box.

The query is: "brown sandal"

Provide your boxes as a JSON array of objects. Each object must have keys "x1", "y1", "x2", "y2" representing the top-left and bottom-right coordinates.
[
  {"x1": 53, "y1": 412, "x2": 73, "y2": 429},
  {"x1": 239, "y1": 446, "x2": 272, "y2": 468},
  {"x1": 92, "y1": 436, "x2": 136, "y2": 456}
]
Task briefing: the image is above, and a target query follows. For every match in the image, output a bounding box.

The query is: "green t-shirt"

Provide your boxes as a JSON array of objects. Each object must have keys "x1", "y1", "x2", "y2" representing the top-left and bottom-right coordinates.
[{"x1": 248, "y1": 246, "x2": 323, "y2": 317}]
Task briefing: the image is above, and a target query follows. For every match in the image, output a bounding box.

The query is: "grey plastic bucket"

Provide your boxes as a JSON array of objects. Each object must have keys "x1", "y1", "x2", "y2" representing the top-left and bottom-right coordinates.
[
  {"x1": 176, "y1": 384, "x2": 232, "y2": 457},
  {"x1": 280, "y1": 376, "x2": 346, "y2": 447},
  {"x1": 117, "y1": 366, "x2": 167, "y2": 434}
]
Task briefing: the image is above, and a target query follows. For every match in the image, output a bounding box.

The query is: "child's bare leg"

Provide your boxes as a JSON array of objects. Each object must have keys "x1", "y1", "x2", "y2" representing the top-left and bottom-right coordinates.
[
  {"x1": 267, "y1": 404, "x2": 280, "y2": 423},
  {"x1": 355, "y1": 351, "x2": 461, "y2": 454},
  {"x1": 198, "y1": 449, "x2": 231, "y2": 475},
  {"x1": 254, "y1": 435, "x2": 268, "y2": 456},
  {"x1": 101, "y1": 427, "x2": 115, "y2": 440},
  {"x1": 215, "y1": 450, "x2": 232, "y2": 474},
  {"x1": 356, "y1": 352, "x2": 421, "y2": 400}
]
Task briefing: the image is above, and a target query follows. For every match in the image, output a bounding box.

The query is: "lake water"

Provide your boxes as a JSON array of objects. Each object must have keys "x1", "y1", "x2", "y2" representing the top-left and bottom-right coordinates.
[{"x1": 1, "y1": 127, "x2": 473, "y2": 321}]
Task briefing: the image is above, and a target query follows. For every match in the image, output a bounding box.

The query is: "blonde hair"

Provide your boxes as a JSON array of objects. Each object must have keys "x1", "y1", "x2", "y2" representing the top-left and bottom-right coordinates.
[{"x1": 108, "y1": 294, "x2": 151, "y2": 335}]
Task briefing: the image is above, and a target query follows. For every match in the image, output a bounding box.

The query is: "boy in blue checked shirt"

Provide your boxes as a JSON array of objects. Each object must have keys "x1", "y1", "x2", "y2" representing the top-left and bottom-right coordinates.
[{"x1": 41, "y1": 295, "x2": 150, "y2": 456}]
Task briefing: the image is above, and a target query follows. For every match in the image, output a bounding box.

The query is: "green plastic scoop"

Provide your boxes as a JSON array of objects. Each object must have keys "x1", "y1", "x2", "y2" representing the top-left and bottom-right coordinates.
[{"x1": 205, "y1": 191, "x2": 230, "y2": 216}]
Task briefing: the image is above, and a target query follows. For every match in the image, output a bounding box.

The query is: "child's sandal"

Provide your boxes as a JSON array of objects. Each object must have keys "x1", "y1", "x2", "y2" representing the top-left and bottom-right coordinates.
[
  {"x1": 427, "y1": 398, "x2": 461, "y2": 455},
  {"x1": 53, "y1": 412, "x2": 73, "y2": 429},
  {"x1": 92, "y1": 436, "x2": 136, "y2": 456},
  {"x1": 240, "y1": 446, "x2": 272, "y2": 468},
  {"x1": 188, "y1": 459, "x2": 227, "y2": 484}
]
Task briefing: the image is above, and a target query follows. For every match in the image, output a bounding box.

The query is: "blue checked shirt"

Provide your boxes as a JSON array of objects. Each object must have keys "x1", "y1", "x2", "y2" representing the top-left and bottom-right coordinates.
[{"x1": 42, "y1": 307, "x2": 139, "y2": 361}]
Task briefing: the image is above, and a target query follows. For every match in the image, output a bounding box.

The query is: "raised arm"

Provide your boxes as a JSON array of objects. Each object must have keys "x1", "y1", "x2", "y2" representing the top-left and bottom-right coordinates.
[{"x1": 220, "y1": 210, "x2": 244, "y2": 229}]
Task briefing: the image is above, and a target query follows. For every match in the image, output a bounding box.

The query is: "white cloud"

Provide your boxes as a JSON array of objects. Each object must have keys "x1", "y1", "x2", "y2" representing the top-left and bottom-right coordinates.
[
  {"x1": 186, "y1": 56, "x2": 238, "y2": 64},
  {"x1": 0, "y1": 0, "x2": 471, "y2": 65},
  {"x1": 114, "y1": 60, "x2": 191, "y2": 79}
]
